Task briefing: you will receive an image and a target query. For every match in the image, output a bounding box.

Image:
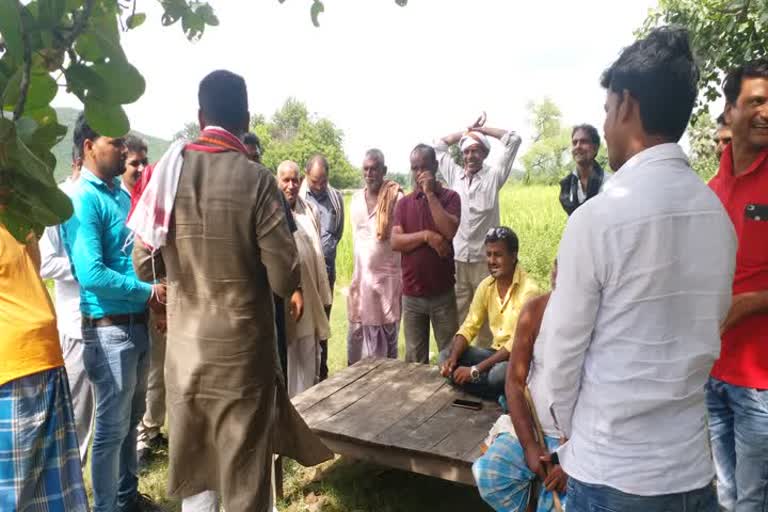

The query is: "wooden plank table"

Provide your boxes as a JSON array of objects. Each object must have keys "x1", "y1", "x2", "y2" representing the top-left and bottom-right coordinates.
[{"x1": 291, "y1": 357, "x2": 502, "y2": 486}]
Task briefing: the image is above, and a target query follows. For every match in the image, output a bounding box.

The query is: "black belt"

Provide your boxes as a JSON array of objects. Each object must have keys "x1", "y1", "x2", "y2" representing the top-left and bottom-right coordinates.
[{"x1": 82, "y1": 312, "x2": 147, "y2": 328}]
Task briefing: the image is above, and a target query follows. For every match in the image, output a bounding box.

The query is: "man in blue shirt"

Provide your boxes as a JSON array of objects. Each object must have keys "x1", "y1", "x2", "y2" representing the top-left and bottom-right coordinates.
[{"x1": 63, "y1": 113, "x2": 164, "y2": 512}]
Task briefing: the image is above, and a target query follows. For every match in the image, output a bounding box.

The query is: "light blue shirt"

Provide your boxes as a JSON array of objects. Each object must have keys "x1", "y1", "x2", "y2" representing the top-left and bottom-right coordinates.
[{"x1": 62, "y1": 168, "x2": 152, "y2": 317}]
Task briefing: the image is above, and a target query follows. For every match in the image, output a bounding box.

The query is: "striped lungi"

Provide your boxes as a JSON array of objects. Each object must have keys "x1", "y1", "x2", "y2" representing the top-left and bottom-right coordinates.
[{"x1": 0, "y1": 367, "x2": 89, "y2": 512}]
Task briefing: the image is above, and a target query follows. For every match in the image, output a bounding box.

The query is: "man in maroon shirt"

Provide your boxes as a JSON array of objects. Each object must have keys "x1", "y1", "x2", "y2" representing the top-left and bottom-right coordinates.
[
  {"x1": 392, "y1": 144, "x2": 461, "y2": 363},
  {"x1": 707, "y1": 59, "x2": 768, "y2": 512}
]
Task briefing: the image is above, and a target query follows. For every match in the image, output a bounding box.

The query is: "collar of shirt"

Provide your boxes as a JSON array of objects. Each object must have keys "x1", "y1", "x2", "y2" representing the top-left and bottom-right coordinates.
[
  {"x1": 80, "y1": 167, "x2": 122, "y2": 195},
  {"x1": 716, "y1": 145, "x2": 768, "y2": 182},
  {"x1": 460, "y1": 164, "x2": 491, "y2": 182},
  {"x1": 492, "y1": 265, "x2": 521, "y2": 311},
  {"x1": 308, "y1": 187, "x2": 329, "y2": 202},
  {"x1": 609, "y1": 143, "x2": 687, "y2": 186}
]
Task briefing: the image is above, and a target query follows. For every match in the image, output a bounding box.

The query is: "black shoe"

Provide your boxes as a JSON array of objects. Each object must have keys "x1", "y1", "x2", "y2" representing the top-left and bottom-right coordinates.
[
  {"x1": 123, "y1": 492, "x2": 162, "y2": 512},
  {"x1": 147, "y1": 433, "x2": 168, "y2": 451}
]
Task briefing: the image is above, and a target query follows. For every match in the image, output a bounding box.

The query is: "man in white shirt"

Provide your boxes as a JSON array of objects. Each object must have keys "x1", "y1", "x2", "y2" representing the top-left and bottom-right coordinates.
[
  {"x1": 434, "y1": 119, "x2": 521, "y2": 348},
  {"x1": 537, "y1": 26, "x2": 736, "y2": 511},
  {"x1": 39, "y1": 145, "x2": 94, "y2": 466}
]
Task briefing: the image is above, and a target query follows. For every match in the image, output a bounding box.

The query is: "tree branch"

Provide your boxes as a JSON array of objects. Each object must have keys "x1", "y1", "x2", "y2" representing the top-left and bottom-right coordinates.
[
  {"x1": 57, "y1": 0, "x2": 96, "y2": 49},
  {"x1": 13, "y1": 3, "x2": 32, "y2": 121}
]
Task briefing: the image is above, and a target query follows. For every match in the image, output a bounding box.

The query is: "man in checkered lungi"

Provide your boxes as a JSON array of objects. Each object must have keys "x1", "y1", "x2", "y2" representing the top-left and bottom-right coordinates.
[{"x1": 0, "y1": 188, "x2": 88, "y2": 511}]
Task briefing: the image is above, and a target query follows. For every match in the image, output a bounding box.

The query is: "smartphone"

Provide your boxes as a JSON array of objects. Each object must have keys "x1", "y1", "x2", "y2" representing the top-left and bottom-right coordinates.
[{"x1": 452, "y1": 398, "x2": 482, "y2": 411}]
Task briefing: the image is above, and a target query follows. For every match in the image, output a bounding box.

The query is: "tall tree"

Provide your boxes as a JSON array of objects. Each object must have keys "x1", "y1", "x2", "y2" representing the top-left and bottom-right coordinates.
[
  {"x1": 248, "y1": 98, "x2": 361, "y2": 189},
  {"x1": 521, "y1": 99, "x2": 571, "y2": 184}
]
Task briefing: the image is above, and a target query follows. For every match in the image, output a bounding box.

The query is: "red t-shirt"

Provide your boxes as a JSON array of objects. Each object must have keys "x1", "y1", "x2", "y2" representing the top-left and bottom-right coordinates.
[
  {"x1": 708, "y1": 146, "x2": 768, "y2": 389},
  {"x1": 393, "y1": 186, "x2": 461, "y2": 297}
]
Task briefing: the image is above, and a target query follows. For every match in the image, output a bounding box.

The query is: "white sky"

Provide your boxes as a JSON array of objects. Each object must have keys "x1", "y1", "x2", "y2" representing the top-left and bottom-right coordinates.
[{"x1": 53, "y1": 0, "x2": 659, "y2": 172}]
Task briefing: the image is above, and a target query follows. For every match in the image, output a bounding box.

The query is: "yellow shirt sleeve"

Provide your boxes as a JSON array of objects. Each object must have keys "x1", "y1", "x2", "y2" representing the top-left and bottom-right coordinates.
[{"x1": 456, "y1": 278, "x2": 490, "y2": 343}]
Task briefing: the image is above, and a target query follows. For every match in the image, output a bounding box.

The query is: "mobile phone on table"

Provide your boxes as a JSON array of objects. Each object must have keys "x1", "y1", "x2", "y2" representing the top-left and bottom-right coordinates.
[{"x1": 452, "y1": 398, "x2": 482, "y2": 411}]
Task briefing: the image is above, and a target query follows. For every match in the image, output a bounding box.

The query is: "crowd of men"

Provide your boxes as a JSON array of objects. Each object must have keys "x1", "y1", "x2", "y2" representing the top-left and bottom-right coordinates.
[{"x1": 0, "y1": 24, "x2": 766, "y2": 512}]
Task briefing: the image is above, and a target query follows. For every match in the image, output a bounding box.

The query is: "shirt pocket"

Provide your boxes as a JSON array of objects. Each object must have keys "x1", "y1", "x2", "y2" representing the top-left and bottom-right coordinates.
[
  {"x1": 739, "y1": 204, "x2": 768, "y2": 267},
  {"x1": 468, "y1": 182, "x2": 496, "y2": 216}
]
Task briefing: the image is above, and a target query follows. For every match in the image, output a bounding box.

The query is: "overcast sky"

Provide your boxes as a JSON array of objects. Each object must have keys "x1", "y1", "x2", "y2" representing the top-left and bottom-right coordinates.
[{"x1": 53, "y1": 0, "x2": 659, "y2": 172}]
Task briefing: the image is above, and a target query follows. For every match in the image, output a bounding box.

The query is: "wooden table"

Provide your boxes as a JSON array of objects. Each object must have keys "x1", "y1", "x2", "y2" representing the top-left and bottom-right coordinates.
[{"x1": 291, "y1": 357, "x2": 502, "y2": 486}]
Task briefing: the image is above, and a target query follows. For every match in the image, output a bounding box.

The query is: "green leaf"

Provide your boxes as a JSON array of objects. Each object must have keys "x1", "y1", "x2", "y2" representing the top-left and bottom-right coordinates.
[
  {"x1": 311, "y1": 0, "x2": 324, "y2": 27},
  {"x1": 84, "y1": 100, "x2": 129, "y2": 137},
  {"x1": 15, "y1": 117, "x2": 38, "y2": 143},
  {"x1": 24, "y1": 105, "x2": 58, "y2": 127},
  {"x1": 12, "y1": 132, "x2": 57, "y2": 187},
  {"x1": 74, "y1": 14, "x2": 125, "y2": 62},
  {"x1": 126, "y1": 12, "x2": 146, "y2": 29},
  {"x1": 195, "y1": 4, "x2": 218, "y2": 25},
  {"x1": 161, "y1": 0, "x2": 187, "y2": 25},
  {"x1": 65, "y1": 62, "x2": 107, "y2": 100},
  {"x1": 181, "y1": 10, "x2": 205, "y2": 41},
  {"x1": 37, "y1": 0, "x2": 66, "y2": 28},
  {"x1": 2, "y1": 68, "x2": 58, "y2": 111},
  {"x1": 395, "y1": 0, "x2": 407, "y2": 5},
  {"x1": 0, "y1": 0, "x2": 24, "y2": 58},
  {"x1": 88, "y1": 60, "x2": 145, "y2": 104}
]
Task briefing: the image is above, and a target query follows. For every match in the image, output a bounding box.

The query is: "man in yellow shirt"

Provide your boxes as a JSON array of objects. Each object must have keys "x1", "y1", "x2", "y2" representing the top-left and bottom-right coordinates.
[
  {"x1": 0, "y1": 212, "x2": 88, "y2": 510},
  {"x1": 439, "y1": 227, "x2": 539, "y2": 399}
]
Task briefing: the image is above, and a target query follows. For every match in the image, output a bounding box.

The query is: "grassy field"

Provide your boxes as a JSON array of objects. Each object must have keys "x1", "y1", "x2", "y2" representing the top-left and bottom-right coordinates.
[{"x1": 133, "y1": 184, "x2": 567, "y2": 511}]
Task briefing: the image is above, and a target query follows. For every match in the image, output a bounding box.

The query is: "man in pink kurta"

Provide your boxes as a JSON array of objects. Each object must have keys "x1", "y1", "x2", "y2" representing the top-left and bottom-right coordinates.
[{"x1": 347, "y1": 149, "x2": 403, "y2": 365}]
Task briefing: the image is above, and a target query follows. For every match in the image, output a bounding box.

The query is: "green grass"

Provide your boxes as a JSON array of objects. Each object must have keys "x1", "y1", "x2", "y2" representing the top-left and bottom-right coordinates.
[{"x1": 122, "y1": 184, "x2": 564, "y2": 510}]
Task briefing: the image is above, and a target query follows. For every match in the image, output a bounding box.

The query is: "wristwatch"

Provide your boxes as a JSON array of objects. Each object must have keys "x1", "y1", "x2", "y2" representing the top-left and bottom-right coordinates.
[{"x1": 470, "y1": 366, "x2": 480, "y2": 383}]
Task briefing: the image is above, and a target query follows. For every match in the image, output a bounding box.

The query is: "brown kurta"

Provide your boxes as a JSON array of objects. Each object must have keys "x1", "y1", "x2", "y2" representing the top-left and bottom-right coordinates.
[{"x1": 133, "y1": 149, "x2": 332, "y2": 511}]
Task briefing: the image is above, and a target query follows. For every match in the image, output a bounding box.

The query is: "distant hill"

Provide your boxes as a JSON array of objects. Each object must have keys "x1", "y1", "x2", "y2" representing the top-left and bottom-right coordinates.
[{"x1": 53, "y1": 107, "x2": 170, "y2": 181}]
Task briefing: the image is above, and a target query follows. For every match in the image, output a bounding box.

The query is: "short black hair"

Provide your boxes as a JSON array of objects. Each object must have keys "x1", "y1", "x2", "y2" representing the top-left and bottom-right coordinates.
[
  {"x1": 125, "y1": 134, "x2": 147, "y2": 154},
  {"x1": 198, "y1": 70, "x2": 248, "y2": 134},
  {"x1": 716, "y1": 113, "x2": 727, "y2": 127},
  {"x1": 305, "y1": 153, "x2": 329, "y2": 175},
  {"x1": 243, "y1": 132, "x2": 261, "y2": 148},
  {"x1": 71, "y1": 143, "x2": 82, "y2": 164},
  {"x1": 410, "y1": 144, "x2": 438, "y2": 171},
  {"x1": 572, "y1": 124, "x2": 600, "y2": 147},
  {"x1": 485, "y1": 226, "x2": 519, "y2": 254},
  {"x1": 723, "y1": 59, "x2": 768, "y2": 105},
  {"x1": 73, "y1": 112, "x2": 100, "y2": 158},
  {"x1": 600, "y1": 26, "x2": 699, "y2": 142}
]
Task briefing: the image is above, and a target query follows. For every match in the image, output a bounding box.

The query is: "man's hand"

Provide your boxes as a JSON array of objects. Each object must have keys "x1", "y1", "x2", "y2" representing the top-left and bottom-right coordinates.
[
  {"x1": 148, "y1": 283, "x2": 167, "y2": 312},
  {"x1": 425, "y1": 231, "x2": 451, "y2": 259},
  {"x1": 524, "y1": 445, "x2": 547, "y2": 481},
  {"x1": 417, "y1": 170, "x2": 436, "y2": 195},
  {"x1": 440, "y1": 357, "x2": 458, "y2": 378},
  {"x1": 289, "y1": 288, "x2": 304, "y2": 322},
  {"x1": 468, "y1": 111, "x2": 487, "y2": 131},
  {"x1": 452, "y1": 366, "x2": 473, "y2": 385},
  {"x1": 154, "y1": 314, "x2": 168, "y2": 334},
  {"x1": 540, "y1": 453, "x2": 568, "y2": 493},
  {"x1": 721, "y1": 292, "x2": 764, "y2": 334}
]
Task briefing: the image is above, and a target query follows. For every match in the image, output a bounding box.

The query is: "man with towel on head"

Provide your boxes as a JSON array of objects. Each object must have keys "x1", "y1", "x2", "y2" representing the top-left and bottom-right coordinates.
[
  {"x1": 434, "y1": 116, "x2": 522, "y2": 348},
  {"x1": 346, "y1": 149, "x2": 404, "y2": 365}
]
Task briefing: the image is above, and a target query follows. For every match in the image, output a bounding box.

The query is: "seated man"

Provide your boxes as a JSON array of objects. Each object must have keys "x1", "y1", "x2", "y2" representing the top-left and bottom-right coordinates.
[
  {"x1": 439, "y1": 227, "x2": 539, "y2": 399},
  {"x1": 473, "y1": 263, "x2": 567, "y2": 512}
]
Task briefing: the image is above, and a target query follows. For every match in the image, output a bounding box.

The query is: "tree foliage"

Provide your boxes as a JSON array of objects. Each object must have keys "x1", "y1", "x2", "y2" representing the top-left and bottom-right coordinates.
[
  {"x1": 249, "y1": 97, "x2": 361, "y2": 189},
  {"x1": 641, "y1": 0, "x2": 768, "y2": 111},
  {"x1": 688, "y1": 111, "x2": 719, "y2": 180},
  {"x1": 0, "y1": 0, "x2": 407, "y2": 242}
]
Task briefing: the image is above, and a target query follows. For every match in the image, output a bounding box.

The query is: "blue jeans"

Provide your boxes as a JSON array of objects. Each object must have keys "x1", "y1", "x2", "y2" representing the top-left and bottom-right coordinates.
[
  {"x1": 438, "y1": 346, "x2": 507, "y2": 399},
  {"x1": 706, "y1": 376, "x2": 768, "y2": 511},
  {"x1": 566, "y1": 478, "x2": 718, "y2": 512},
  {"x1": 83, "y1": 321, "x2": 150, "y2": 512}
]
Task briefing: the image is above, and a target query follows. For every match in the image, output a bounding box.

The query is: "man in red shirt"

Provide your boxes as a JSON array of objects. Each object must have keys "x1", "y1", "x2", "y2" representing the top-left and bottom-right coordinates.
[
  {"x1": 392, "y1": 144, "x2": 461, "y2": 363},
  {"x1": 707, "y1": 59, "x2": 768, "y2": 512}
]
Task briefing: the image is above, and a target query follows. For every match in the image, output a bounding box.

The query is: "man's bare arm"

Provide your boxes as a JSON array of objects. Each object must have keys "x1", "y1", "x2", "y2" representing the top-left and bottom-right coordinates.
[
  {"x1": 721, "y1": 290, "x2": 768, "y2": 334},
  {"x1": 426, "y1": 191, "x2": 459, "y2": 240}
]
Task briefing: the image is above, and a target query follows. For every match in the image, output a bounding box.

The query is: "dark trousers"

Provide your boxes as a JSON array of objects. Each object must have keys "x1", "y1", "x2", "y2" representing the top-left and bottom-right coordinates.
[{"x1": 319, "y1": 269, "x2": 335, "y2": 381}]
